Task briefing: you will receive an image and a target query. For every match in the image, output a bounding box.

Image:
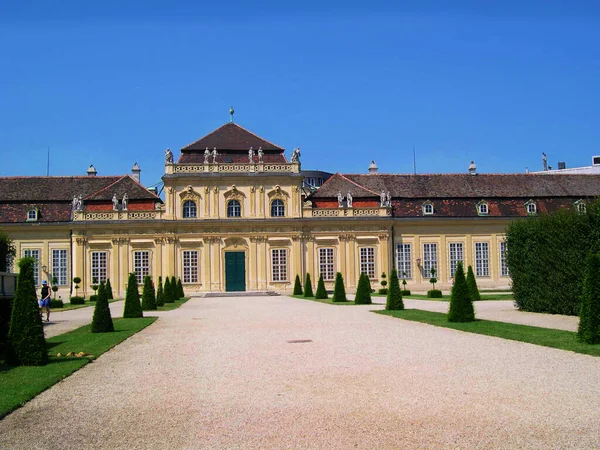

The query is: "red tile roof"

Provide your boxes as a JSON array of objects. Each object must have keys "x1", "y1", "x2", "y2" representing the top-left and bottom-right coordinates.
[{"x1": 181, "y1": 123, "x2": 284, "y2": 153}]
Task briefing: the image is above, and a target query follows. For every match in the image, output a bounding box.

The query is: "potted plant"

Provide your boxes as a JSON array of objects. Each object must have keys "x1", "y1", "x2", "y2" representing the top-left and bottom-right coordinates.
[{"x1": 73, "y1": 276, "x2": 81, "y2": 297}]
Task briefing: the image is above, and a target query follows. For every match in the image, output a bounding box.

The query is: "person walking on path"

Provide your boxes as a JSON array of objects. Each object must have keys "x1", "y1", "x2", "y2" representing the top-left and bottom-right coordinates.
[{"x1": 39, "y1": 280, "x2": 51, "y2": 322}]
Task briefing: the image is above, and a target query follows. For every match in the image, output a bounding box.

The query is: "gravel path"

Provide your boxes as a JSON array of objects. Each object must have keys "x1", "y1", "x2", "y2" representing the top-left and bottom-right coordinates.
[
  {"x1": 43, "y1": 301, "x2": 126, "y2": 338},
  {"x1": 2, "y1": 296, "x2": 599, "y2": 449}
]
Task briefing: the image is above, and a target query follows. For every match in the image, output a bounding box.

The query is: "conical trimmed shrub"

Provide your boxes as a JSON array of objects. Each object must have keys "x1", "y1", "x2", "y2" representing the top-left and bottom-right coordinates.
[
  {"x1": 355, "y1": 273, "x2": 372, "y2": 304},
  {"x1": 163, "y1": 277, "x2": 174, "y2": 303},
  {"x1": 91, "y1": 281, "x2": 114, "y2": 333},
  {"x1": 293, "y1": 275, "x2": 303, "y2": 295},
  {"x1": 304, "y1": 273, "x2": 314, "y2": 297},
  {"x1": 466, "y1": 265, "x2": 481, "y2": 301},
  {"x1": 332, "y1": 272, "x2": 347, "y2": 302},
  {"x1": 170, "y1": 276, "x2": 178, "y2": 299},
  {"x1": 177, "y1": 278, "x2": 185, "y2": 299},
  {"x1": 105, "y1": 278, "x2": 114, "y2": 300},
  {"x1": 385, "y1": 269, "x2": 404, "y2": 310},
  {"x1": 578, "y1": 254, "x2": 600, "y2": 344},
  {"x1": 7, "y1": 257, "x2": 47, "y2": 366},
  {"x1": 156, "y1": 276, "x2": 165, "y2": 307},
  {"x1": 315, "y1": 275, "x2": 328, "y2": 299},
  {"x1": 448, "y1": 261, "x2": 475, "y2": 322},
  {"x1": 141, "y1": 276, "x2": 157, "y2": 311},
  {"x1": 123, "y1": 273, "x2": 143, "y2": 318}
]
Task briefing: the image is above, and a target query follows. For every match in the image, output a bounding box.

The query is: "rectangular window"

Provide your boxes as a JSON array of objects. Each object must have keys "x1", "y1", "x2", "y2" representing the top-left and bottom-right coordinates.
[
  {"x1": 359, "y1": 247, "x2": 376, "y2": 279},
  {"x1": 134, "y1": 251, "x2": 150, "y2": 284},
  {"x1": 319, "y1": 248, "x2": 335, "y2": 281},
  {"x1": 475, "y1": 242, "x2": 490, "y2": 277},
  {"x1": 272, "y1": 249, "x2": 288, "y2": 282},
  {"x1": 182, "y1": 250, "x2": 199, "y2": 283},
  {"x1": 91, "y1": 251, "x2": 107, "y2": 284},
  {"x1": 23, "y1": 249, "x2": 40, "y2": 285},
  {"x1": 52, "y1": 249, "x2": 68, "y2": 286},
  {"x1": 422, "y1": 243, "x2": 438, "y2": 278},
  {"x1": 500, "y1": 242, "x2": 509, "y2": 277},
  {"x1": 396, "y1": 244, "x2": 412, "y2": 279},
  {"x1": 448, "y1": 243, "x2": 464, "y2": 278}
]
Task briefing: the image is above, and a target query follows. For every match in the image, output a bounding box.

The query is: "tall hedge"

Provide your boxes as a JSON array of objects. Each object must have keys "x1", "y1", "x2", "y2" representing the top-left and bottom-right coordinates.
[
  {"x1": 385, "y1": 269, "x2": 404, "y2": 310},
  {"x1": 332, "y1": 272, "x2": 347, "y2": 302},
  {"x1": 163, "y1": 277, "x2": 174, "y2": 303},
  {"x1": 105, "y1": 278, "x2": 114, "y2": 300},
  {"x1": 304, "y1": 273, "x2": 314, "y2": 297},
  {"x1": 293, "y1": 275, "x2": 303, "y2": 295},
  {"x1": 91, "y1": 281, "x2": 114, "y2": 333},
  {"x1": 141, "y1": 276, "x2": 157, "y2": 311},
  {"x1": 355, "y1": 273, "x2": 372, "y2": 305},
  {"x1": 123, "y1": 273, "x2": 143, "y2": 318},
  {"x1": 506, "y1": 201, "x2": 600, "y2": 315},
  {"x1": 448, "y1": 262, "x2": 475, "y2": 322},
  {"x1": 578, "y1": 254, "x2": 600, "y2": 344},
  {"x1": 466, "y1": 266, "x2": 481, "y2": 301},
  {"x1": 156, "y1": 276, "x2": 165, "y2": 307},
  {"x1": 315, "y1": 275, "x2": 328, "y2": 299},
  {"x1": 177, "y1": 278, "x2": 185, "y2": 299},
  {"x1": 7, "y1": 257, "x2": 47, "y2": 365}
]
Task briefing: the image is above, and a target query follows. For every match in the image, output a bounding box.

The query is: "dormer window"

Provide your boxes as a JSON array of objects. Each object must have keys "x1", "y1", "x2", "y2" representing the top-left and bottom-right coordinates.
[
  {"x1": 477, "y1": 201, "x2": 489, "y2": 216},
  {"x1": 422, "y1": 202, "x2": 434, "y2": 215},
  {"x1": 525, "y1": 200, "x2": 537, "y2": 215},
  {"x1": 27, "y1": 209, "x2": 38, "y2": 221},
  {"x1": 575, "y1": 200, "x2": 586, "y2": 213}
]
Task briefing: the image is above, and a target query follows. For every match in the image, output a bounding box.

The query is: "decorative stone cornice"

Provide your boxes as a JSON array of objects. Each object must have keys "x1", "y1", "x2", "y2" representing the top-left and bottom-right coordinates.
[
  {"x1": 249, "y1": 236, "x2": 268, "y2": 243},
  {"x1": 204, "y1": 236, "x2": 221, "y2": 243},
  {"x1": 75, "y1": 238, "x2": 87, "y2": 245}
]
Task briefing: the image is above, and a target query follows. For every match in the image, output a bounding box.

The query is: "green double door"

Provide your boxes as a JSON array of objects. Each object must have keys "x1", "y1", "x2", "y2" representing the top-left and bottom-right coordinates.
[{"x1": 225, "y1": 251, "x2": 246, "y2": 292}]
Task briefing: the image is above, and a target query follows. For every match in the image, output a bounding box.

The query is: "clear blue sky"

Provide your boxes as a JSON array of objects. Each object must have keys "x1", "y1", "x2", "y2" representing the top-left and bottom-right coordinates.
[{"x1": 1, "y1": 1, "x2": 599, "y2": 189}]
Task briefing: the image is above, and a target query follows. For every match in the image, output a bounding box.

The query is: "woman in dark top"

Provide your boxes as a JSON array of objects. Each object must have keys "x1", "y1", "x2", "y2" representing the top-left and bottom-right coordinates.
[{"x1": 39, "y1": 280, "x2": 51, "y2": 322}]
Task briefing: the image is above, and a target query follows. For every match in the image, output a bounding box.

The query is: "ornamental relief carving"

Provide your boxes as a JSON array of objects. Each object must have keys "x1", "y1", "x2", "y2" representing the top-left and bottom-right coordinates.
[
  {"x1": 223, "y1": 185, "x2": 245, "y2": 201},
  {"x1": 75, "y1": 238, "x2": 87, "y2": 245},
  {"x1": 249, "y1": 236, "x2": 268, "y2": 243},
  {"x1": 179, "y1": 185, "x2": 201, "y2": 202}
]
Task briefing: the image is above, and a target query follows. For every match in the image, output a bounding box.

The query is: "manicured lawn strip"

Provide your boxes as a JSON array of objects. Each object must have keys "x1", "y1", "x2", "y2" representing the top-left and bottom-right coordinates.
[
  {"x1": 157, "y1": 298, "x2": 189, "y2": 311},
  {"x1": 404, "y1": 294, "x2": 514, "y2": 301},
  {"x1": 53, "y1": 298, "x2": 122, "y2": 312},
  {"x1": 291, "y1": 295, "x2": 354, "y2": 305},
  {"x1": 375, "y1": 309, "x2": 599, "y2": 356},
  {"x1": 0, "y1": 317, "x2": 157, "y2": 419}
]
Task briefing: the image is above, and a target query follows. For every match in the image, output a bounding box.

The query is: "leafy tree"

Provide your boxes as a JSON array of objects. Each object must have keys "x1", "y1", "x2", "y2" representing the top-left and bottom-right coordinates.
[
  {"x1": 91, "y1": 281, "x2": 114, "y2": 333},
  {"x1": 156, "y1": 276, "x2": 165, "y2": 307},
  {"x1": 123, "y1": 273, "x2": 143, "y2": 318},
  {"x1": 177, "y1": 278, "x2": 185, "y2": 298},
  {"x1": 578, "y1": 254, "x2": 600, "y2": 344},
  {"x1": 7, "y1": 257, "x2": 47, "y2": 365},
  {"x1": 163, "y1": 277, "x2": 174, "y2": 303},
  {"x1": 293, "y1": 275, "x2": 303, "y2": 295},
  {"x1": 332, "y1": 272, "x2": 347, "y2": 302},
  {"x1": 304, "y1": 273, "x2": 314, "y2": 297},
  {"x1": 170, "y1": 276, "x2": 177, "y2": 299},
  {"x1": 141, "y1": 276, "x2": 157, "y2": 311},
  {"x1": 0, "y1": 230, "x2": 15, "y2": 272},
  {"x1": 355, "y1": 273, "x2": 372, "y2": 305},
  {"x1": 315, "y1": 274, "x2": 328, "y2": 299},
  {"x1": 448, "y1": 261, "x2": 475, "y2": 322},
  {"x1": 466, "y1": 266, "x2": 481, "y2": 301},
  {"x1": 105, "y1": 278, "x2": 114, "y2": 300},
  {"x1": 73, "y1": 276, "x2": 81, "y2": 297},
  {"x1": 385, "y1": 269, "x2": 404, "y2": 310}
]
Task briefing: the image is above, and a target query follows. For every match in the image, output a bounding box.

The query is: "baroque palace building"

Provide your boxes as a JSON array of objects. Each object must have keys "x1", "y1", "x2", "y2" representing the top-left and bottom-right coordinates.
[{"x1": 2, "y1": 119, "x2": 600, "y2": 298}]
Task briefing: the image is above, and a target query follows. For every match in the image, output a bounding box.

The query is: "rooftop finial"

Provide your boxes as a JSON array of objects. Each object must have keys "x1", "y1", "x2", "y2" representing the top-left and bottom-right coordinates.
[{"x1": 229, "y1": 106, "x2": 235, "y2": 123}]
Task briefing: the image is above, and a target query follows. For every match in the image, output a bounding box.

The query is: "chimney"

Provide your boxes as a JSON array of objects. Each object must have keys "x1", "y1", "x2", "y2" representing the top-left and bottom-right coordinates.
[
  {"x1": 468, "y1": 160, "x2": 477, "y2": 176},
  {"x1": 368, "y1": 160, "x2": 378, "y2": 174},
  {"x1": 557, "y1": 161, "x2": 566, "y2": 170},
  {"x1": 131, "y1": 162, "x2": 141, "y2": 182},
  {"x1": 87, "y1": 164, "x2": 97, "y2": 176}
]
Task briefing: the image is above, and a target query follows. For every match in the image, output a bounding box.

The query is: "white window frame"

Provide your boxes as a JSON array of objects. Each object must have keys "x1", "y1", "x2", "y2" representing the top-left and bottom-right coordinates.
[
  {"x1": 182, "y1": 250, "x2": 199, "y2": 283},
  {"x1": 52, "y1": 249, "x2": 68, "y2": 286},
  {"x1": 27, "y1": 209, "x2": 38, "y2": 221},
  {"x1": 271, "y1": 199, "x2": 285, "y2": 217},
  {"x1": 448, "y1": 242, "x2": 464, "y2": 278},
  {"x1": 133, "y1": 251, "x2": 150, "y2": 285},
  {"x1": 478, "y1": 202, "x2": 489, "y2": 215},
  {"x1": 575, "y1": 200, "x2": 586, "y2": 213},
  {"x1": 319, "y1": 248, "x2": 335, "y2": 281},
  {"x1": 474, "y1": 242, "x2": 490, "y2": 277},
  {"x1": 359, "y1": 247, "x2": 376, "y2": 279},
  {"x1": 91, "y1": 251, "x2": 108, "y2": 284},
  {"x1": 422, "y1": 243, "x2": 438, "y2": 278},
  {"x1": 396, "y1": 243, "x2": 412, "y2": 279},
  {"x1": 271, "y1": 248, "x2": 288, "y2": 282},
  {"x1": 422, "y1": 203, "x2": 434, "y2": 215},
  {"x1": 499, "y1": 241, "x2": 509, "y2": 277},
  {"x1": 23, "y1": 249, "x2": 40, "y2": 286},
  {"x1": 227, "y1": 200, "x2": 241, "y2": 217},
  {"x1": 182, "y1": 200, "x2": 197, "y2": 218},
  {"x1": 526, "y1": 201, "x2": 537, "y2": 215}
]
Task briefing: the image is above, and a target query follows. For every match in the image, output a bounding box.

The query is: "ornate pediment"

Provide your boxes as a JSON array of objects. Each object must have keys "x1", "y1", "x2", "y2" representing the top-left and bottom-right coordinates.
[
  {"x1": 223, "y1": 185, "x2": 246, "y2": 201},
  {"x1": 267, "y1": 185, "x2": 290, "y2": 200},
  {"x1": 178, "y1": 185, "x2": 201, "y2": 202}
]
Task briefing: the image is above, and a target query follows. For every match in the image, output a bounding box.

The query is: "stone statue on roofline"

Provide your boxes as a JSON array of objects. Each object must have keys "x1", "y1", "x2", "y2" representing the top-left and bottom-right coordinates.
[
  {"x1": 386, "y1": 191, "x2": 391, "y2": 205},
  {"x1": 542, "y1": 152, "x2": 548, "y2": 171},
  {"x1": 338, "y1": 191, "x2": 344, "y2": 208},
  {"x1": 249, "y1": 147, "x2": 254, "y2": 163},
  {"x1": 380, "y1": 190, "x2": 386, "y2": 207},
  {"x1": 204, "y1": 148, "x2": 210, "y2": 163},
  {"x1": 257, "y1": 147, "x2": 263, "y2": 163},
  {"x1": 165, "y1": 148, "x2": 173, "y2": 164},
  {"x1": 347, "y1": 192, "x2": 353, "y2": 208},
  {"x1": 212, "y1": 147, "x2": 218, "y2": 164},
  {"x1": 72, "y1": 196, "x2": 78, "y2": 211},
  {"x1": 112, "y1": 194, "x2": 118, "y2": 211},
  {"x1": 122, "y1": 193, "x2": 128, "y2": 211},
  {"x1": 75, "y1": 194, "x2": 83, "y2": 211},
  {"x1": 291, "y1": 147, "x2": 301, "y2": 163}
]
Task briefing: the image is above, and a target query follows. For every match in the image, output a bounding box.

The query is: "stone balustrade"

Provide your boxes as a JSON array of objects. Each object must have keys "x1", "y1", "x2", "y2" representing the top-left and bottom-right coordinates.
[
  {"x1": 303, "y1": 207, "x2": 391, "y2": 218},
  {"x1": 165, "y1": 161, "x2": 301, "y2": 175},
  {"x1": 73, "y1": 210, "x2": 164, "y2": 221}
]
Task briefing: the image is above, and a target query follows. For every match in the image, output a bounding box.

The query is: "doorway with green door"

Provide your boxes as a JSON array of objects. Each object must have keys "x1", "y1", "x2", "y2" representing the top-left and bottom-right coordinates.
[{"x1": 225, "y1": 251, "x2": 246, "y2": 292}]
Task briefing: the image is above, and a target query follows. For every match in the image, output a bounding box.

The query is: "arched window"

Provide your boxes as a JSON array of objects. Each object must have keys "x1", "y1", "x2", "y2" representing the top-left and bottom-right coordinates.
[
  {"x1": 477, "y1": 202, "x2": 489, "y2": 216},
  {"x1": 271, "y1": 199, "x2": 285, "y2": 217},
  {"x1": 227, "y1": 200, "x2": 241, "y2": 217},
  {"x1": 182, "y1": 200, "x2": 197, "y2": 218}
]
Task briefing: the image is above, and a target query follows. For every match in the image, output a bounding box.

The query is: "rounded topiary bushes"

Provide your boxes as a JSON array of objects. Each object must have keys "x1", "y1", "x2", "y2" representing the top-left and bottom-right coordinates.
[
  {"x1": 448, "y1": 261, "x2": 475, "y2": 322},
  {"x1": 91, "y1": 281, "x2": 114, "y2": 333},
  {"x1": 123, "y1": 273, "x2": 143, "y2": 318},
  {"x1": 385, "y1": 269, "x2": 404, "y2": 311},
  {"x1": 578, "y1": 254, "x2": 600, "y2": 344},
  {"x1": 7, "y1": 257, "x2": 47, "y2": 366},
  {"x1": 354, "y1": 273, "x2": 372, "y2": 305}
]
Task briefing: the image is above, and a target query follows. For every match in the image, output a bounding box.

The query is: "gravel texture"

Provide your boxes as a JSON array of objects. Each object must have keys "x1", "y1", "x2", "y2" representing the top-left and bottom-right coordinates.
[{"x1": 2, "y1": 296, "x2": 599, "y2": 449}]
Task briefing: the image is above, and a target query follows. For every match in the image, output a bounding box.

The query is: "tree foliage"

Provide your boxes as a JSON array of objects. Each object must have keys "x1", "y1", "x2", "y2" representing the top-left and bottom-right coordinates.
[
  {"x1": 466, "y1": 266, "x2": 481, "y2": 301},
  {"x1": 293, "y1": 275, "x2": 303, "y2": 295},
  {"x1": 304, "y1": 273, "x2": 314, "y2": 297},
  {"x1": 91, "y1": 281, "x2": 114, "y2": 333},
  {"x1": 141, "y1": 276, "x2": 157, "y2": 311},
  {"x1": 385, "y1": 269, "x2": 404, "y2": 310},
  {"x1": 105, "y1": 278, "x2": 114, "y2": 300},
  {"x1": 354, "y1": 273, "x2": 372, "y2": 305},
  {"x1": 177, "y1": 278, "x2": 185, "y2": 299},
  {"x1": 156, "y1": 276, "x2": 165, "y2": 307},
  {"x1": 315, "y1": 274, "x2": 328, "y2": 299},
  {"x1": 578, "y1": 254, "x2": 600, "y2": 344},
  {"x1": 7, "y1": 257, "x2": 47, "y2": 365},
  {"x1": 123, "y1": 273, "x2": 143, "y2": 318},
  {"x1": 448, "y1": 262, "x2": 475, "y2": 322},
  {"x1": 332, "y1": 272, "x2": 347, "y2": 302},
  {"x1": 163, "y1": 277, "x2": 174, "y2": 303},
  {"x1": 170, "y1": 276, "x2": 178, "y2": 299},
  {"x1": 0, "y1": 230, "x2": 15, "y2": 272}
]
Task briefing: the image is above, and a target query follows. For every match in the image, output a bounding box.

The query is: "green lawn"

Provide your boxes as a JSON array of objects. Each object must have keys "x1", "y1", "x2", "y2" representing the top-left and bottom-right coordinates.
[
  {"x1": 156, "y1": 298, "x2": 189, "y2": 311},
  {"x1": 0, "y1": 317, "x2": 157, "y2": 418},
  {"x1": 404, "y1": 293, "x2": 514, "y2": 301},
  {"x1": 291, "y1": 294, "x2": 354, "y2": 305},
  {"x1": 375, "y1": 309, "x2": 598, "y2": 356},
  {"x1": 53, "y1": 298, "x2": 122, "y2": 312}
]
